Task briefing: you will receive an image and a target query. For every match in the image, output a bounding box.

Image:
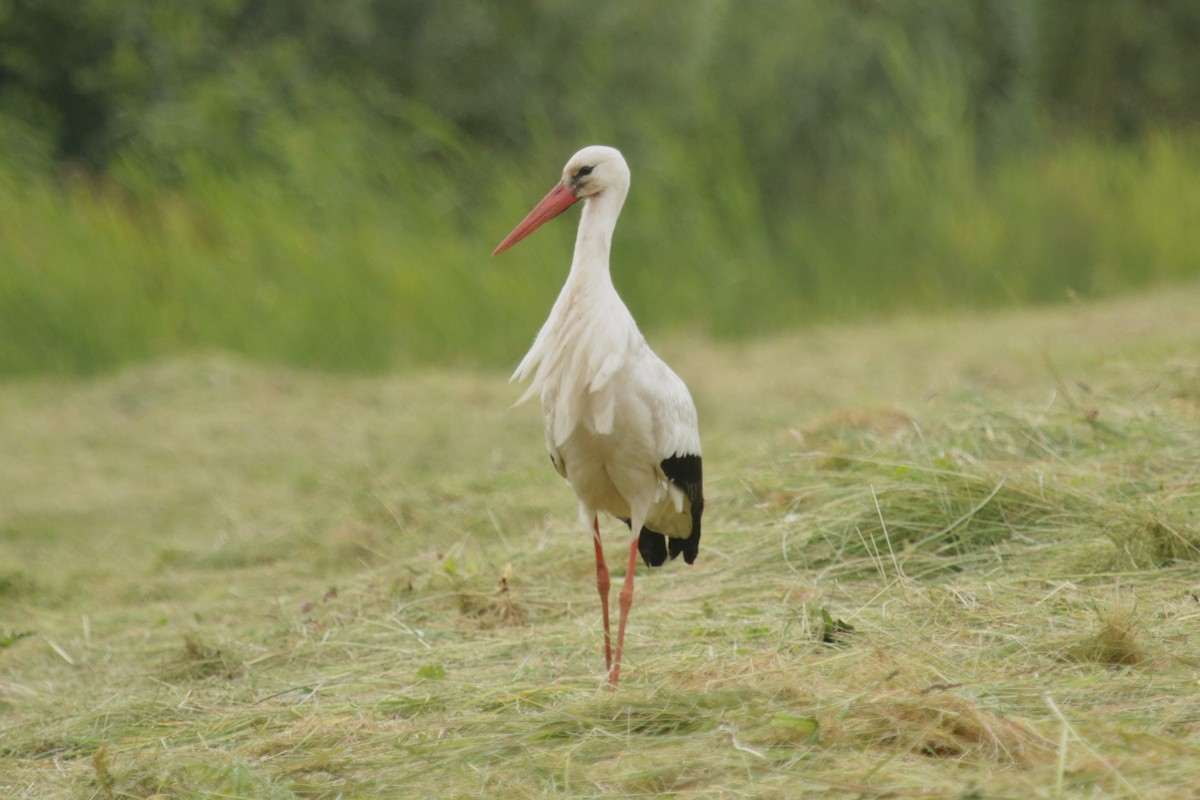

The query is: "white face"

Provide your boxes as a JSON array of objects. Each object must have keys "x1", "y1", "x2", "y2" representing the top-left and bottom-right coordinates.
[{"x1": 561, "y1": 145, "x2": 630, "y2": 200}]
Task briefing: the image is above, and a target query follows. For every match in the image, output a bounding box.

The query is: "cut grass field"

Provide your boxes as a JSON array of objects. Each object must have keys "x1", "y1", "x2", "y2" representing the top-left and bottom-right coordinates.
[{"x1": 3, "y1": 283, "x2": 1200, "y2": 798}]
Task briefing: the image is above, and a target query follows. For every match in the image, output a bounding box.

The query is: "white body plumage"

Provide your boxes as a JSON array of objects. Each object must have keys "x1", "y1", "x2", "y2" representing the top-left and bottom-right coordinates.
[
  {"x1": 492, "y1": 145, "x2": 704, "y2": 686},
  {"x1": 508, "y1": 146, "x2": 702, "y2": 553}
]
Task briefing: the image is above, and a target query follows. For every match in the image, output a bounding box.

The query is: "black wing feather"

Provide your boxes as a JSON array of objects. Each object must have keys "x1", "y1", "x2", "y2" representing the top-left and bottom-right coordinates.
[
  {"x1": 660, "y1": 454, "x2": 703, "y2": 565},
  {"x1": 637, "y1": 528, "x2": 669, "y2": 566}
]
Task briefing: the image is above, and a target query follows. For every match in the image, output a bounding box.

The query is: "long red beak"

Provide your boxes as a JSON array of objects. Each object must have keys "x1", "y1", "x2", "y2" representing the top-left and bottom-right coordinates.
[{"x1": 493, "y1": 183, "x2": 578, "y2": 255}]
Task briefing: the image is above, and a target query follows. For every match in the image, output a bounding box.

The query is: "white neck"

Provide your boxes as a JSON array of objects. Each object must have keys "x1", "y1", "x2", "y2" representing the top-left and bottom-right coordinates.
[
  {"x1": 567, "y1": 187, "x2": 627, "y2": 289},
  {"x1": 510, "y1": 173, "x2": 638, "y2": 394}
]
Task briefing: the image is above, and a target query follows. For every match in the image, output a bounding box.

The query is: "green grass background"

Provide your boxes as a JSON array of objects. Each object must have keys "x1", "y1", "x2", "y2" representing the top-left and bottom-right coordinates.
[{"x1": 3, "y1": 131, "x2": 1198, "y2": 377}]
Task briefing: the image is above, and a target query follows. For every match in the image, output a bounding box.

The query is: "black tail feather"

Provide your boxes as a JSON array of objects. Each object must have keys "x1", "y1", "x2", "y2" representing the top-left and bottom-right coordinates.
[
  {"x1": 637, "y1": 530, "x2": 669, "y2": 567},
  {"x1": 624, "y1": 522, "x2": 699, "y2": 568},
  {"x1": 668, "y1": 524, "x2": 701, "y2": 565},
  {"x1": 622, "y1": 518, "x2": 670, "y2": 567}
]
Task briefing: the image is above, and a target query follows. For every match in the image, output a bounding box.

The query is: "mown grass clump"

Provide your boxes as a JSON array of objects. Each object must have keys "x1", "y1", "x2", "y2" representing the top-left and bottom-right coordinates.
[
  {"x1": 802, "y1": 468, "x2": 1078, "y2": 578},
  {"x1": 1103, "y1": 506, "x2": 1200, "y2": 569},
  {"x1": 160, "y1": 633, "x2": 244, "y2": 682},
  {"x1": 1063, "y1": 605, "x2": 1145, "y2": 667},
  {"x1": 455, "y1": 565, "x2": 530, "y2": 628},
  {"x1": 830, "y1": 690, "x2": 1051, "y2": 764}
]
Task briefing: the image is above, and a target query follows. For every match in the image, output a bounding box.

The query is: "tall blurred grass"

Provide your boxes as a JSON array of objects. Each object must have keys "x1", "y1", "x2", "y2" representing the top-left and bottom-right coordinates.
[{"x1": 2, "y1": 121, "x2": 1199, "y2": 376}]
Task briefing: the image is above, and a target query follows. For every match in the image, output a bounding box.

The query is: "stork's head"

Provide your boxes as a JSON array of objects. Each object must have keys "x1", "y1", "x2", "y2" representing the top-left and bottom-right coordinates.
[
  {"x1": 493, "y1": 145, "x2": 630, "y2": 255},
  {"x1": 559, "y1": 145, "x2": 629, "y2": 201}
]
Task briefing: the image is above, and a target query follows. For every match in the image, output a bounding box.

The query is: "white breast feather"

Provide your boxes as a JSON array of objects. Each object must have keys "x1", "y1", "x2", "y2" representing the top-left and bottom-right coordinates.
[{"x1": 513, "y1": 284, "x2": 643, "y2": 448}]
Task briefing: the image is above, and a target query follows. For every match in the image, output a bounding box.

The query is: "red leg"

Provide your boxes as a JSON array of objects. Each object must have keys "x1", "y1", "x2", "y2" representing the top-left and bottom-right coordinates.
[
  {"x1": 592, "y1": 517, "x2": 612, "y2": 675},
  {"x1": 610, "y1": 535, "x2": 640, "y2": 688}
]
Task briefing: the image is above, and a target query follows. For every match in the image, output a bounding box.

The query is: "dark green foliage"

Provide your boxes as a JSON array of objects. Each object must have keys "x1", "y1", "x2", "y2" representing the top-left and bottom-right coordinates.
[
  {"x1": 1036, "y1": 0, "x2": 1200, "y2": 138},
  {"x1": 5, "y1": 1, "x2": 1199, "y2": 175}
]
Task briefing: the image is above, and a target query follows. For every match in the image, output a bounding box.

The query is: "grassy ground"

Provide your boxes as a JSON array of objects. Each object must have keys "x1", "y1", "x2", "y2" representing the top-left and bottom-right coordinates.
[{"x1": 3, "y1": 284, "x2": 1200, "y2": 798}]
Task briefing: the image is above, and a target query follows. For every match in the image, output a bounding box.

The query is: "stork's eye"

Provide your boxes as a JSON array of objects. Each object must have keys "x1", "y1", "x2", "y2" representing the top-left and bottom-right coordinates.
[{"x1": 576, "y1": 165, "x2": 594, "y2": 178}]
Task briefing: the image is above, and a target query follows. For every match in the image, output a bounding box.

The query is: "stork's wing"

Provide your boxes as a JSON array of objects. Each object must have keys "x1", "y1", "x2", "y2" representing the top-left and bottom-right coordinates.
[
  {"x1": 641, "y1": 351, "x2": 701, "y2": 461},
  {"x1": 634, "y1": 349, "x2": 704, "y2": 566}
]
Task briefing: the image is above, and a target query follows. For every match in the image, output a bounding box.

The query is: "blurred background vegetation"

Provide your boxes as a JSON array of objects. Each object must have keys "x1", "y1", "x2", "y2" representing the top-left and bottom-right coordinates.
[{"x1": 1, "y1": 0, "x2": 1198, "y2": 376}]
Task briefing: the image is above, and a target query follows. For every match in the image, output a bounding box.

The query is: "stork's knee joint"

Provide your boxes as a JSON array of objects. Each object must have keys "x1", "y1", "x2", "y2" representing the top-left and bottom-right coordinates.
[{"x1": 618, "y1": 587, "x2": 634, "y2": 611}]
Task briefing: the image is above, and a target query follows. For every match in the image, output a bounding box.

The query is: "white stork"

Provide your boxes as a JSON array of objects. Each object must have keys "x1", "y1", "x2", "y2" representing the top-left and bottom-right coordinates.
[{"x1": 493, "y1": 145, "x2": 703, "y2": 687}]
